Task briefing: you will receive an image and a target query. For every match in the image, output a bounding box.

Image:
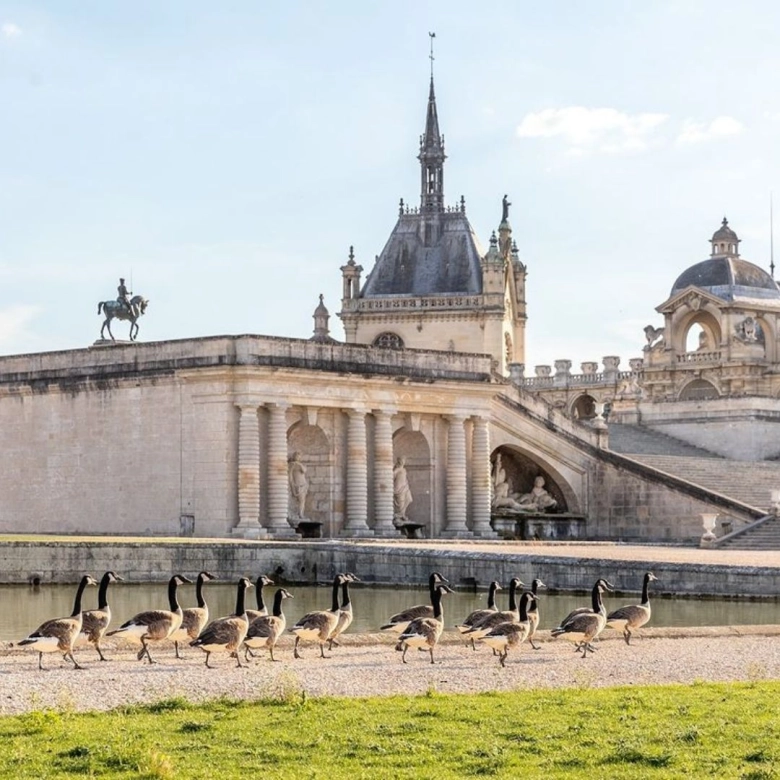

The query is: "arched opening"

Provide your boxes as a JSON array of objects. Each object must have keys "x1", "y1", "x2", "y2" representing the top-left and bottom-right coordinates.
[
  {"x1": 392, "y1": 428, "x2": 432, "y2": 532},
  {"x1": 679, "y1": 311, "x2": 720, "y2": 353},
  {"x1": 678, "y1": 379, "x2": 719, "y2": 401},
  {"x1": 490, "y1": 448, "x2": 567, "y2": 513},
  {"x1": 373, "y1": 332, "x2": 404, "y2": 350},
  {"x1": 287, "y1": 423, "x2": 332, "y2": 534},
  {"x1": 571, "y1": 394, "x2": 597, "y2": 420}
]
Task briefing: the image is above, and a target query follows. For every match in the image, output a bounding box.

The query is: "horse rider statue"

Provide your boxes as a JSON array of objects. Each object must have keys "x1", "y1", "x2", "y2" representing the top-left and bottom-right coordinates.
[{"x1": 117, "y1": 278, "x2": 135, "y2": 318}]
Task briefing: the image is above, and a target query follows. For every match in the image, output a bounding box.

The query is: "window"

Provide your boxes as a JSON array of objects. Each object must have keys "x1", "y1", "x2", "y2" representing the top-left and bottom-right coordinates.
[{"x1": 373, "y1": 332, "x2": 404, "y2": 350}]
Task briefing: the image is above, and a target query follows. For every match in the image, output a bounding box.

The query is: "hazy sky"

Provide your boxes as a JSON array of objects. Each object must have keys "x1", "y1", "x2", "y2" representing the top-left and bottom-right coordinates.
[{"x1": 2, "y1": 1, "x2": 779, "y2": 371}]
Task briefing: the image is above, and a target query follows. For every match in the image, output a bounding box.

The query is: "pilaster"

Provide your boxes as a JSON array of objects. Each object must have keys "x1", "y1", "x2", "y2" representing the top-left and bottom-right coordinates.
[
  {"x1": 373, "y1": 409, "x2": 396, "y2": 536},
  {"x1": 266, "y1": 402, "x2": 297, "y2": 538},
  {"x1": 471, "y1": 416, "x2": 495, "y2": 537},
  {"x1": 233, "y1": 403, "x2": 266, "y2": 538}
]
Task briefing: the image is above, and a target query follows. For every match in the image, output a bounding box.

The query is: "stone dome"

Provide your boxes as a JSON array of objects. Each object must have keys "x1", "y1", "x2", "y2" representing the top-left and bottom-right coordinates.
[
  {"x1": 671, "y1": 255, "x2": 780, "y2": 302},
  {"x1": 712, "y1": 217, "x2": 738, "y2": 242}
]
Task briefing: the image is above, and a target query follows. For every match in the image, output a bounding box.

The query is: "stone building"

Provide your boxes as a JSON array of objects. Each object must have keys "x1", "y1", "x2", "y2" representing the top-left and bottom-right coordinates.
[{"x1": 0, "y1": 72, "x2": 772, "y2": 545}]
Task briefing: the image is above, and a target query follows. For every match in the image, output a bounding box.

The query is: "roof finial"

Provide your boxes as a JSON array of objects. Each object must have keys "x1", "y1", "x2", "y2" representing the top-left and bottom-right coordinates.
[{"x1": 429, "y1": 31, "x2": 436, "y2": 80}]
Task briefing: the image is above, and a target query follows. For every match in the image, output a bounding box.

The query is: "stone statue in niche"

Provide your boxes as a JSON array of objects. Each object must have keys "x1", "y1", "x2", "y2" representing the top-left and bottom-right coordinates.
[
  {"x1": 697, "y1": 330, "x2": 710, "y2": 351},
  {"x1": 288, "y1": 451, "x2": 310, "y2": 520},
  {"x1": 735, "y1": 316, "x2": 759, "y2": 343},
  {"x1": 392, "y1": 457, "x2": 413, "y2": 524},
  {"x1": 491, "y1": 454, "x2": 523, "y2": 512},
  {"x1": 504, "y1": 332, "x2": 513, "y2": 365},
  {"x1": 516, "y1": 476, "x2": 558, "y2": 512}
]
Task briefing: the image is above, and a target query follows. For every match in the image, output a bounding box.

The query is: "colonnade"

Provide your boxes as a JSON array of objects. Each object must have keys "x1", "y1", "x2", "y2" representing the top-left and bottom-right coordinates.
[{"x1": 233, "y1": 403, "x2": 495, "y2": 539}]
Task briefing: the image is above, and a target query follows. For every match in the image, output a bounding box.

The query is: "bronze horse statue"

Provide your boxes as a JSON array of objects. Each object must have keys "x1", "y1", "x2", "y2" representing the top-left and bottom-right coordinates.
[{"x1": 97, "y1": 295, "x2": 149, "y2": 341}]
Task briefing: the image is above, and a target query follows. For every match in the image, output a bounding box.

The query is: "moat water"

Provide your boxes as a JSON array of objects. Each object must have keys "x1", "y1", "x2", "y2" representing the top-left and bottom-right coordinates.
[{"x1": 3, "y1": 582, "x2": 780, "y2": 641}]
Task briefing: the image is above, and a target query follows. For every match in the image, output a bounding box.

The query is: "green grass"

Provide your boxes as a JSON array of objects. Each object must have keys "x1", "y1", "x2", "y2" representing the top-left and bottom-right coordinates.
[{"x1": 1, "y1": 682, "x2": 780, "y2": 779}]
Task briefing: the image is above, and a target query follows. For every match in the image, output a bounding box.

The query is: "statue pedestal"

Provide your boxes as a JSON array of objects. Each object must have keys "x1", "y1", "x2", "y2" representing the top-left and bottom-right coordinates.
[{"x1": 91, "y1": 339, "x2": 134, "y2": 347}]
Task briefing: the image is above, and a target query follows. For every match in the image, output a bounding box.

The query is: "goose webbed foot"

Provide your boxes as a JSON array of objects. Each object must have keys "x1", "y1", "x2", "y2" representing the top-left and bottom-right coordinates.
[{"x1": 529, "y1": 639, "x2": 541, "y2": 650}]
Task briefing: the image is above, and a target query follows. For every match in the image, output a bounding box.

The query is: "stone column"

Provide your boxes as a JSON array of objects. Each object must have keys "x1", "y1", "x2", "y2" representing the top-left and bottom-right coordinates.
[
  {"x1": 341, "y1": 409, "x2": 374, "y2": 537},
  {"x1": 471, "y1": 416, "x2": 495, "y2": 537},
  {"x1": 373, "y1": 409, "x2": 396, "y2": 536},
  {"x1": 234, "y1": 403, "x2": 265, "y2": 538},
  {"x1": 266, "y1": 402, "x2": 296, "y2": 538},
  {"x1": 443, "y1": 414, "x2": 472, "y2": 538}
]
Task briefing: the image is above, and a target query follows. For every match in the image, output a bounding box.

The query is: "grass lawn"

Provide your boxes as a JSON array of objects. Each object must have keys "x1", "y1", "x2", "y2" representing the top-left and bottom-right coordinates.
[{"x1": 1, "y1": 682, "x2": 779, "y2": 779}]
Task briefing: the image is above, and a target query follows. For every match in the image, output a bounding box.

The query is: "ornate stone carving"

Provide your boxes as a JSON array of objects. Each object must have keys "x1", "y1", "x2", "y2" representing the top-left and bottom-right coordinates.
[
  {"x1": 643, "y1": 325, "x2": 665, "y2": 349},
  {"x1": 734, "y1": 316, "x2": 759, "y2": 343},
  {"x1": 392, "y1": 457, "x2": 413, "y2": 523},
  {"x1": 287, "y1": 451, "x2": 309, "y2": 521}
]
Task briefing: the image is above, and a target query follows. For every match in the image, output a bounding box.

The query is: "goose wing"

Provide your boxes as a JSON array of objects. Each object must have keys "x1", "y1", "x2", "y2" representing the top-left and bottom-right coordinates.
[
  {"x1": 246, "y1": 615, "x2": 282, "y2": 640},
  {"x1": 607, "y1": 604, "x2": 650, "y2": 627},
  {"x1": 193, "y1": 616, "x2": 247, "y2": 648},
  {"x1": 80, "y1": 609, "x2": 109, "y2": 639},
  {"x1": 387, "y1": 604, "x2": 432, "y2": 624},
  {"x1": 24, "y1": 615, "x2": 79, "y2": 640}
]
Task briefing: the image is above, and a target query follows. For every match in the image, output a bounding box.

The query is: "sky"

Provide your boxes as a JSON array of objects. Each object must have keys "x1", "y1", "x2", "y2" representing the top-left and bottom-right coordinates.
[{"x1": 2, "y1": 1, "x2": 780, "y2": 371}]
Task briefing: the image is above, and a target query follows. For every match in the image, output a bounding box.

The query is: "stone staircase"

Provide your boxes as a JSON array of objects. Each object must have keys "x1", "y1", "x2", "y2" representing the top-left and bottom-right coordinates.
[
  {"x1": 608, "y1": 423, "x2": 721, "y2": 459},
  {"x1": 609, "y1": 423, "x2": 780, "y2": 548}
]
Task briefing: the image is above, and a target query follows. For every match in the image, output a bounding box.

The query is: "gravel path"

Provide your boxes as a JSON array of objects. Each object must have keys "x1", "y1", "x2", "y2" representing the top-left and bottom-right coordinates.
[{"x1": 3, "y1": 626, "x2": 780, "y2": 715}]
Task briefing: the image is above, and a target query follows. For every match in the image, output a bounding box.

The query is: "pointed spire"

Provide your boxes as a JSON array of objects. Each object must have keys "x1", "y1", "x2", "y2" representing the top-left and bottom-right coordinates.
[{"x1": 418, "y1": 33, "x2": 446, "y2": 213}]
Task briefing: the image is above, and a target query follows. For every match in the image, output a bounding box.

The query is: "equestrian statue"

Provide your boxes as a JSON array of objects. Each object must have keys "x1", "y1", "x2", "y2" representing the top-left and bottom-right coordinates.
[{"x1": 97, "y1": 277, "x2": 149, "y2": 341}]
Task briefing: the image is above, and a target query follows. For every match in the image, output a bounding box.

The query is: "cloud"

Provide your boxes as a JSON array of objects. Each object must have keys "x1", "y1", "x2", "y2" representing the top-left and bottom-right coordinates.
[
  {"x1": 0, "y1": 305, "x2": 39, "y2": 347},
  {"x1": 1, "y1": 22, "x2": 21, "y2": 38},
  {"x1": 517, "y1": 107, "x2": 669, "y2": 155},
  {"x1": 676, "y1": 116, "x2": 744, "y2": 144}
]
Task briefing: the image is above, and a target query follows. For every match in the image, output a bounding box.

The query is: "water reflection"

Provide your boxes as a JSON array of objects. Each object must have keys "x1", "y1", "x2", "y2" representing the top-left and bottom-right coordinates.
[{"x1": 3, "y1": 582, "x2": 779, "y2": 641}]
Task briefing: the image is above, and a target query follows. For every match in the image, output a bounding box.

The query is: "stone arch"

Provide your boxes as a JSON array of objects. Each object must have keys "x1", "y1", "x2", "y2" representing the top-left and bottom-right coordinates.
[
  {"x1": 392, "y1": 427, "x2": 431, "y2": 529},
  {"x1": 490, "y1": 445, "x2": 574, "y2": 513},
  {"x1": 753, "y1": 314, "x2": 775, "y2": 361},
  {"x1": 373, "y1": 332, "x2": 404, "y2": 349},
  {"x1": 570, "y1": 394, "x2": 597, "y2": 420},
  {"x1": 287, "y1": 422, "x2": 332, "y2": 533},
  {"x1": 670, "y1": 307, "x2": 721, "y2": 353},
  {"x1": 678, "y1": 378, "x2": 719, "y2": 401}
]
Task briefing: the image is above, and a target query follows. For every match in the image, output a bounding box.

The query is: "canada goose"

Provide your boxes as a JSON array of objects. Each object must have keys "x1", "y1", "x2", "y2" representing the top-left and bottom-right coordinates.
[
  {"x1": 168, "y1": 570, "x2": 216, "y2": 659},
  {"x1": 79, "y1": 571, "x2": 124, "y2": 661},
  {"x1": 245, "y1": 574, "x2": 275, "y2": 623},
  {"x1": 455, "y1": 580, "x2": 502, "y2": 650},
  {"x1": 551, "y1": 579, "x2": 611, "y2": 657},
  {"x1": 106, "y1": 573, "x2": 192, "y2": 664},
  {"x1": 557, "y1": 577, "x2": 614, "y2": 651},
  {"x1": 462, "y1": 577, "x2": 524, "y2": 642},
  {"x1": 526, "y1": 578, "x2": 547, "y2": 650},
  {"x1": 244, "y1": 588, "x2": 294, "y2": 662},
  {"x1": 481, "y1": 592, "x2": 536, "y2": 667},
  {"x1": 606, "y1": 572, "x2": 659, "y2": 644},
  {"x1": 397, "y1": 584, "x2": 454, "y2": 664},
  {"x1": 290, "y1": 573, "x2": 348, "y2": 659},
  {"x1": 19, "y1": 574, "x2": 98, "y2": 670},
  {"x1": 190, "y1": 576, "x2": 254, "y2": 668},
  {"x1": 379, "y1": 571, "x2": 449, "y2": 633},
  {"x1": 328, "y1": 573, "x2": 361, "y2": 650}
]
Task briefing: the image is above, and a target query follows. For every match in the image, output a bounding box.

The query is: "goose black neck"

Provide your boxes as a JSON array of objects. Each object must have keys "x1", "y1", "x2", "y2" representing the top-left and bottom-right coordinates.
[
  {"x1": 340, "y1": 580, "x2": 351, "y2": 609},
  {"x1": 330, "y1": 576, "x2": 342, "y2": 612},
  {"x1": 508, "y1": 580, "x2": 520, "y2": 612},
  {"x1": 272, "y1": 589, "x2": 285, "y2": 617},
  {"x1": 71, "y1": 576, "x2": 90, "y2": 617},
  {"x1": 168, "y1": 577, "x2": 182, "y2": 612},
  {"x1": 97, "y1": 573, "x2": 111, "y2": 610},
  {"x1": 196, "y1": 574, "x2": 207, "y2": 609},
  {"x1": 591, "y1": 582, "x2": 603, "y2": 613},
  {"x1": 432, "y1": 587, "x2": 444, "y2": 620},
  {"x1": 487, "y1": 582, "x2": 499, "y2": 609},
  {"x1": 519, "y1": 593, "x2": 532, "y2": 622},
  {"x1": 428, "y1": 573, "x2": 439, "y2": 601},
  {"x1": 234, "y1": 580, "x2": 249, "y2": 615},
  {"x1": 641, "y1": 574, "x2": 652, "y2": 605},
  {"x1": 255, "y1": 578, "x2": 267, "y2": 611},
  {"x1": 531, "y1": 580, "x2": 540, "y2": 595}
]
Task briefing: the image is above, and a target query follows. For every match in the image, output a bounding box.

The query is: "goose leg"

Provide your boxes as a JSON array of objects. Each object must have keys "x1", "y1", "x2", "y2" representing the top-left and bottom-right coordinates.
[
  {"x1": 529, "y1": 638, "x2": 541, "y2": 650},
  {"x1": 429, "y1": 648, "x2": 435, "y2": 665},
  {"x1": 96, "y1": 644, "x2": 108, "y2": 662},
  {"x1": 319, "y1": 642, "x2": 328, "y2": 659},
  {"x1": 66, "y1": 652, "x2": 84, "y2": 670},
  {"x1": 470, "y1": 637, "x2": 476, "y2": 651},
  {"x1": 401, "y1": 645, "x2": 409, "y2": 664},
  {"x1": 232, "y1": 651, "x2": 244, "y2": 669},
  {"x1": 293, "y1": 637, "x2": 302, "y2": 660},
  {"x1": 174, "y1": 641, "x2": 182, "y2": 660},
  {"x1": 270, "y1": 646, "x2": 277, "y2": 662},
  {"x1": 624, "y1": 628, "x2": 632, "y2": 645},
  {"x1": 204, "y1": 652, "x2": 212, "y2": 668},
  {"x1": 140, "y1": 637, "x2": 156, "y2": 664},
  {"x1": 38, "y1": 652, "x2": 45, "y2": 671}
]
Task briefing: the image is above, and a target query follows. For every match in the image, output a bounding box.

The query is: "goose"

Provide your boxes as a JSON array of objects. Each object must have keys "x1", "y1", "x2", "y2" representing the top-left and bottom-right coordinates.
[
  {"x1": 190, "y1": 576, "x2": 254, "y2": 668},
  {"x1": 397, "y1": 584, "x2": 454, "y2": 664},
  {"x1": 245, "y1": 574, "x2": 276, "y2": 623},
  {"x1": 169, "y1": 570, "x2": 216, "y2": 659},
  {"x1": 243, "y1": 587, "x2": 294, "y2": 662},
  {"x1": 526, "y1": 578, "x2": 547, "y2": 650},
  {"x1": 379, "y1": 571, "x2": 449, "y2": 634},
  {"x1": 462, "y1": 577, "x2": 524, "y2": 642},
  {"x1": 557, "y1": 577, "x2": 614, "y2": 651},
  {"x1": 19, "y1": 574, "x2": 98, "y2": 670},
  {"x1": 551, "y1": 579, "x2": 611, "y2": 657},
  {"x1": 480, "y1": 592, "x2": 536, "y2": 667},
  {"x1": 78, "y1": 570, "x2": 124, "y2": 661},
  {"x1": 290, "y1": 573, "x2": 348, "y2": 659},
  {"x1": 328, "y1": 572, "x2": 361, "y2": 650},
  {"x1": 606, "y1": 572, "x2": 659, "y2": 645},
  {"x1": 106, "y1": 573, "x2": 192, "y2": 664},
  {"x1": 455, "y1": 580, "x2": 502, "y2": 650}
]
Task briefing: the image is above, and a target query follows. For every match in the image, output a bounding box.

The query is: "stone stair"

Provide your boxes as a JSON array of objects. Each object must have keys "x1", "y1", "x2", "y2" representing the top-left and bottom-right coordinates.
[
  {"x1": 717, "y1": 516, "x2": 780, "y2": 549},
  {"x1": 608, "y1": 423, "x2": 721, "y2": 458},
  {"x1": 630, "y1": 455, "x2": 779, "y2": 511}
]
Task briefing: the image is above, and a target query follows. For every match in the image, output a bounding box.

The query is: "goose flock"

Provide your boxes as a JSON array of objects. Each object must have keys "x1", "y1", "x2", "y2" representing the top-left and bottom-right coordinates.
[{"x1": 15, "y1": 569, "x2": 660, "y2": 670}]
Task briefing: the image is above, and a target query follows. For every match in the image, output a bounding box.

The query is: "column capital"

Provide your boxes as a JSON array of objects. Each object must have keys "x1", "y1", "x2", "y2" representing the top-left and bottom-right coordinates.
[
  {"x1": 234, "y1": 400, "x2": 260, "y2": 411},
  {"x1": 345, "y1": 407, "x2": 369, "y2": 418},
  {"x1": 372, "y1": 408, "x2": 398, "y2": 419},
  {"x1": 265, "y1": 400, "x2": 290, "y2": 412}
]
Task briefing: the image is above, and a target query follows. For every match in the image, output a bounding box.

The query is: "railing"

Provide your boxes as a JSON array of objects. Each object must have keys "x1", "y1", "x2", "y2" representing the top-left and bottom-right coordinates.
[
  {"x1": 676, "y1": 350, "x2": 721, "y2": 364},
  {"x1": 356, "y1": 295, "x2": 483, "y2": 311},
  {"x1": 519, "y1": 369, "x2": 640, "y2": 389}
]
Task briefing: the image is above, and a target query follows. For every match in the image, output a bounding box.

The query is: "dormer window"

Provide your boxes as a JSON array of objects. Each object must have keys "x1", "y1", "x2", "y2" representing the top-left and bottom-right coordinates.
[{"x1": 373, "y1": 332, "x2": 404, "y2": 350}]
